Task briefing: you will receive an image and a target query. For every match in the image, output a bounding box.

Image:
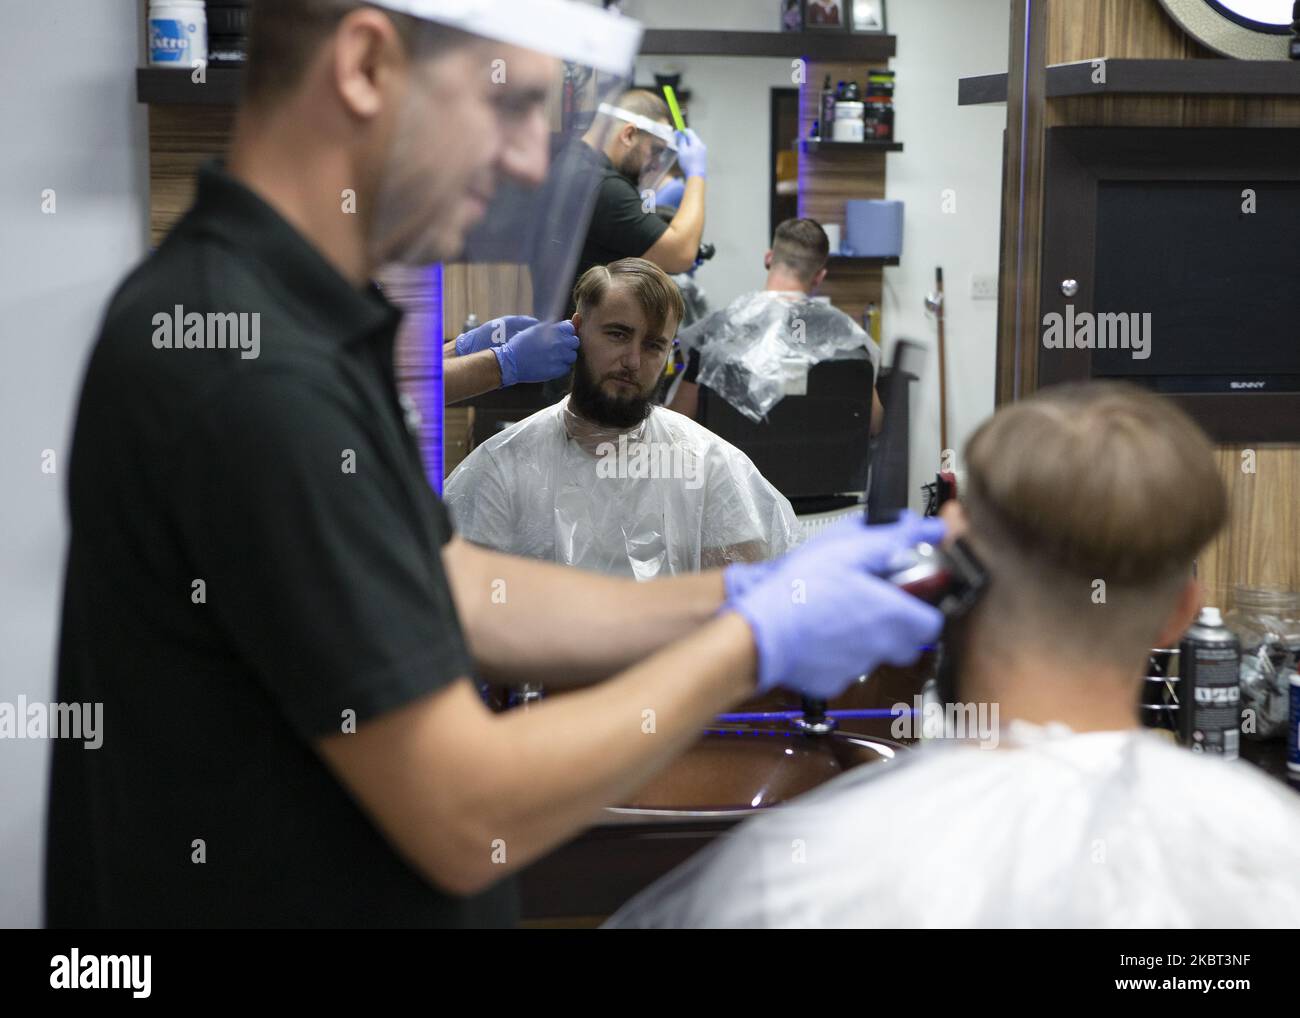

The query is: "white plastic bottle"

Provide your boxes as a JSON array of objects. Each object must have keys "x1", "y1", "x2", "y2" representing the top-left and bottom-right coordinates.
[{"x1": 149, "y1": 1, "x2": 207, "y2": 68}]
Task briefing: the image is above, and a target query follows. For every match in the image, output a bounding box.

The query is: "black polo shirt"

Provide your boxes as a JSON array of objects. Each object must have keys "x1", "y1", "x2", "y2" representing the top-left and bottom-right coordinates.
[
  {"x1": 568, "y1": 145, "x2": 669, "y2": 315},
  {"x1": 46, "y1": 161, "x2": 517, "y2": 928}
]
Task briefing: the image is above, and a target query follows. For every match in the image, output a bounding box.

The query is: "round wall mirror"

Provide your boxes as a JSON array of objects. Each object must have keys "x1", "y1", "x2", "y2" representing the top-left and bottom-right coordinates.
[{"x1": 1159, "y1": 0, "x2": 1294, "y2": 57}]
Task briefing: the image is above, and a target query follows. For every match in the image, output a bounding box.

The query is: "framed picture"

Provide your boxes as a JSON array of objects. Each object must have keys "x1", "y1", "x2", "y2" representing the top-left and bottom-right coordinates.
[
  {"x1": 850, "y1": 0, "x2": 888, "y2": 33},
  {"x1": 804, "y1": 0, "x2": 847, "y2": 30},
  {"x1": 780, "y1": 0, "x2": 803, "y2": 32}
]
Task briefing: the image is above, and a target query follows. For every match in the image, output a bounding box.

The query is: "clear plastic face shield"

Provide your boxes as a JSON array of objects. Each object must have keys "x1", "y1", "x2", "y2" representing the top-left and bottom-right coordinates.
[
  {"x1": 367, "y1": 0, "x2": 642, "y2": 322},
  {"x1": 596, "y1": 102, "x2": 680, "y2": 195}
]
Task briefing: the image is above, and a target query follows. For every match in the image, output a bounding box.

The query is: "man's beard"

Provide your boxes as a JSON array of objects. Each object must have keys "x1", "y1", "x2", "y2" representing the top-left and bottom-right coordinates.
[
  {"x1": 616, "y1": 149, "x2": 644, "y2": 186},
  {"x1": 569, "y1": 348, "x2": 653, "y2": 429}
]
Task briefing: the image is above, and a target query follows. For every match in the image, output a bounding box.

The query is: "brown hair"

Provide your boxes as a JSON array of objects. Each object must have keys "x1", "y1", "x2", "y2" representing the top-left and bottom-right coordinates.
[
  {"x1": 771, "y1": 218, "x2": 830, "y2": 283},
  {"x1": 572, "y1": 258, "x2": 685, "y2": 341},
  {"x1": 960, "y1": 381, "x2": 1227, "y2": 666},
  {"x1": 244, "y1": 1, "x2": 469, "y2": 108},
  {"x1": 613, "y1": 89, "x2": 672, "y2": 125}
]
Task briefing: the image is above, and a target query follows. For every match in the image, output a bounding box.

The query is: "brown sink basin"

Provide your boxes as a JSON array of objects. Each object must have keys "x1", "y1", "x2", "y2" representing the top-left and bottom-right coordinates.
[{"x1": 608, "y1": 723, "x2": 904, "y2": 818}]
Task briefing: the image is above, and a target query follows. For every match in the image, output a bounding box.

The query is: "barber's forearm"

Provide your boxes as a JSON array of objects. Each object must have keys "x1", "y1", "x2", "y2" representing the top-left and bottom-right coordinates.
[
  {"x1": 644, "y1": 180, "x2": 706, "y2": 274},
  {"x1": 671, "y1": 177, "x2": 705, "y2": 249},
  {"x1": 469, "y1": 612, "x2": 757, "y2": 880},
  {"x1": 443, "y1": 538, "x2": 726, "y2": 686},
  {"x1": 444, "y1": 349, "x2": 502, "y2": 404}
]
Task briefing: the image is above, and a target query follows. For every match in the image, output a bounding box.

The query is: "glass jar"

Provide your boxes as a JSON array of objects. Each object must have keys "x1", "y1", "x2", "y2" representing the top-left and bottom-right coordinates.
[{"x1": 1224, "y1": 586, "x2": 1300, "y2": 741}]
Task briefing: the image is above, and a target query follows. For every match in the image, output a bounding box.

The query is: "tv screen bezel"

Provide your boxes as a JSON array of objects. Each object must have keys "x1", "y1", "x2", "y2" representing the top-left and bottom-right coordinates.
[{"x1": 1039, "y1": 126, "x2": 1300, "y2": 442}]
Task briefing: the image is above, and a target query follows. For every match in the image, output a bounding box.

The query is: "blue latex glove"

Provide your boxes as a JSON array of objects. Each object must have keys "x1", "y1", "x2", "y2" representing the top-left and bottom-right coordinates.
[
  {"x1": 493, "y1": 319, "x2": 579, "y2": 387},
  {"x1": 655, "y1": 176, "x2": 686, "y2": 209},
  {"x1": 675, "y1": 129, "x2": 707, "y2": 180},
  {"x1": 727, "y1": 512, "x2": 947, "y2": 698},
  {"x1": 454, "y1": 315, "x2": 538, "y2": 357}
]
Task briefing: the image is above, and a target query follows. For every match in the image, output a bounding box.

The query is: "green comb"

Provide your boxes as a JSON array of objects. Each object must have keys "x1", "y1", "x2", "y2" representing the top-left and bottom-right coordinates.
[{"x1": 662, "y1": 85, "x2": 687, "y2": 133}]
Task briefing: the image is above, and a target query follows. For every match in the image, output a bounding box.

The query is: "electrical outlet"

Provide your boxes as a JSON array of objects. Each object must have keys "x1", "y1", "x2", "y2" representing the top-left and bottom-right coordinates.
[{"x1": 970, "y1": 273, "x2": 999, "y2": 301}]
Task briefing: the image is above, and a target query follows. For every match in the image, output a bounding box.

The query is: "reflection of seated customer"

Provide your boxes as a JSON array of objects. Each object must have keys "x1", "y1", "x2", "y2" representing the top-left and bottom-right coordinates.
[
  {"x1": 666, "y1": 218, "x2": 883, "y2": 434},
  {"x1": 608, "y1": 382, "x2": 1300, "y2": 927},
  {"x1": 444, "y1": 258, "x2": 801, "y2": 580}
]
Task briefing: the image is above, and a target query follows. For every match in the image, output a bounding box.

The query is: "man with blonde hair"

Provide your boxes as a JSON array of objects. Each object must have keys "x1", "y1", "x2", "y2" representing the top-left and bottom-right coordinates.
[{"x1": 610, "y1": 382, "x2": 1300, "y2": 928}]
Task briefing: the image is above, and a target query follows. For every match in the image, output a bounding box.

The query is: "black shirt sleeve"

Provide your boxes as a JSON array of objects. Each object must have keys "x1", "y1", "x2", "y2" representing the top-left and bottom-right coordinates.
[
  {"x1": 683, "y1": 347, "x2": 701, "y2": 384},
  {"x1": 589, "y1": 176, "x2": 671, "y2": 259},
  {"x1": 173, "y1": 371, "x2": 475, "y2": 740}
]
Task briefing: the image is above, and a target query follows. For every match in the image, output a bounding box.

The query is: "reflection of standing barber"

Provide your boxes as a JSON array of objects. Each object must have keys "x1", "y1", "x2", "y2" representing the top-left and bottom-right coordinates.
[{"x1": 571, "y1": 90, "x2": 708, "y2": 307}]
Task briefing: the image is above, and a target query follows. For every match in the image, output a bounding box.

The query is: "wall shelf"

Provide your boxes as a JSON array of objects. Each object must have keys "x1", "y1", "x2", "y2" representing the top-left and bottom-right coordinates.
[
  {"x1": 828, "y1": 255, "x2": 899, "y2": 266},
  {"x1": 138, "y1": 67, "x2": 243, "y2": 105},
  {"x1": 139, "y1": 26, "x2": 899, "y2": 107},
  {"x1": 959, "y1": 58, "x2": 1300, "y2": 106},
  {"x1": 801, "y1": 139, "x2": 903, "y2": 152},
  {"x1": 641, "y1": 29, "x2": 895, "y2": 61}
]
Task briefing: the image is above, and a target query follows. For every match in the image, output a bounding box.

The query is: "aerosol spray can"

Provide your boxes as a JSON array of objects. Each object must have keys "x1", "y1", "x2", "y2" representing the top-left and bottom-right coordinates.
[{"x1": 1178, "y1": 607, "x2": 1241, "y2": 760}]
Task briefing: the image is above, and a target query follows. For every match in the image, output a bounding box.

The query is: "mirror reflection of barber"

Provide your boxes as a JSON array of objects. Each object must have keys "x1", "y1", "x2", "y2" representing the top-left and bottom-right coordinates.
[
  {"x1": 443, "y1": 89, "x2": 706, "y2": 405},
  {"x1": 570, "y1": 90, "x2": 708, "y2": 310}
]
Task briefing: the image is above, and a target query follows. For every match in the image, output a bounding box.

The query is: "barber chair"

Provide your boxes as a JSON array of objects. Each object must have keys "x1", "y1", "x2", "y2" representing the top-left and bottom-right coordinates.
[{"x1": 697, "y1": 360, "x2": 910, "y2": 517}]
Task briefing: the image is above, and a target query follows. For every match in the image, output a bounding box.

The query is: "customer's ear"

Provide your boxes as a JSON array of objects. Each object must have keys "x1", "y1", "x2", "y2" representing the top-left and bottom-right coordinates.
[
  {"x1": 571, "y1": 312, "x2": 583, "y2": 336},
  {"x1": 1153, "y1": 576, "x2": 1202, "y2": 648}
]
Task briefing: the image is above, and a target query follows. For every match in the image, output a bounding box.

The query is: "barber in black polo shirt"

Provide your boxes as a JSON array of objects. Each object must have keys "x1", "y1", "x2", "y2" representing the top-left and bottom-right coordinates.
[
  {"x1": 569, "y1": 89, "x2": 708, "y2": 311},
  {"x1": 46, "y1": 0, "x2": 945, "y2": 929}
]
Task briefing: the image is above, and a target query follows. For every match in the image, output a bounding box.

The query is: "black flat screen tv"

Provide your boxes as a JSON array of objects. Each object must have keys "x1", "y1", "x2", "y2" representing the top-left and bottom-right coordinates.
[{"x1": 1038, "y1": 127, "x2": 1300, "y2": 442}]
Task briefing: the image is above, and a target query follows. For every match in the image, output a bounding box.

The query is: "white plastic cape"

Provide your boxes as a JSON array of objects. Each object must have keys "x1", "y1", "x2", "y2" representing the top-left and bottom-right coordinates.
[
  {"x1": 605, "y1": 723, "x2": 1300, "y2": 928},
  {"x1": 444, "y1": 398, "x2": 802, "y2": 580},
  {"x1": 678, "y1": 291, "x2": 882, "y2": 423}
]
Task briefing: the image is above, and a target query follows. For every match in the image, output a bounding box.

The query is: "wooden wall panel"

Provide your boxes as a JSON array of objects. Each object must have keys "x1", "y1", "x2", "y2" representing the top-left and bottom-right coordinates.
[
  {"x1": 799, "y1": 61, "x2": 889, "y2": 331},
  {"x1": 999, "y1": 0, "x2": 1300, "y2": 608},
  {"x1": 147, "y1": 106, "x2": 236, "y2": 243},
  {"x1": 1200, "y1": 448, "x2": 1300, "y2": 609},
  {"x1": 1046, "y1": 0, "x2": 1204, "y2": 64},
  {"x1": 995, "y1": 0, "x2": 1047, "y2": 405},
  {"x1": 441, "y1": 262, "x2": 534, "y2": 342}
]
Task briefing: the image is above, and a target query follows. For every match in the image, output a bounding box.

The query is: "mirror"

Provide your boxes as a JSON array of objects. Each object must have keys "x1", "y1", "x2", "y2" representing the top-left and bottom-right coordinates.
[
  {"x1": 1159, "y1": 0, "x2": 1294, "y2": 58},
  {"x1": 1208, "y1": 0, "x2": 1293, "y2": 27},
  {"x1": 446, "y1": 0, "x2": 1014, "y2": 580}
]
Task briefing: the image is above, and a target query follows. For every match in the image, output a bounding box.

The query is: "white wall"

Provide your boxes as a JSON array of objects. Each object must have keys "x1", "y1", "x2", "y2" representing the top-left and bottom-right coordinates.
[
  {"x1": 0, "y1": 2, "x2": 148, "y2": 927},
  {"x1": 622, "y1": 0, "x2": 802, "y2": 305},
  {"x1": 881, "y1": 0, "x2": 1009, "y2": 504},
  {"x1": 622, "y1": 0, "x2": 1010, "y2": 506}
]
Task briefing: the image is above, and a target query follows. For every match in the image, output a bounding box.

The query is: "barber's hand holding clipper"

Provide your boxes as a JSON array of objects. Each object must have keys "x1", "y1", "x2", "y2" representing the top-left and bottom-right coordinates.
[{"x1": 724, "y1": 512, "x2": 947, "y2": 699}]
